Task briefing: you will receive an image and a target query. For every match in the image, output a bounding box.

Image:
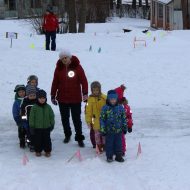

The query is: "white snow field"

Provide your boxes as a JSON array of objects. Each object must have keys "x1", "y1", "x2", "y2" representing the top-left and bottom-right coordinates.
[{"x1": 0, "y1": 18, "x2": 190, "y2": 190}]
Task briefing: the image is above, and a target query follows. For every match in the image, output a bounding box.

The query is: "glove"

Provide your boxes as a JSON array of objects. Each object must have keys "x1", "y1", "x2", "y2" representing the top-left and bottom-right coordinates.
[
  {"x1": 83, "y1": 94, "x2": 88, "y2": 103},
  {"x1": 123, "y1": 130, "x2": 127, "y2": 135},
  {"x1": 128, "y1": 128, "x2": 132, "y2": 133},
  {"x1": 30, "y1": 128, "x2": 35, "y2": 135},
  {"x1": 51, "y1": 96, "x2": 58, "y2": 105},
  {"x1": 57, "y1": 27, "x2": 60, "y2": 33},
  {"x1": 87, "y1": 123, "x2": 92, "y2": 129}
]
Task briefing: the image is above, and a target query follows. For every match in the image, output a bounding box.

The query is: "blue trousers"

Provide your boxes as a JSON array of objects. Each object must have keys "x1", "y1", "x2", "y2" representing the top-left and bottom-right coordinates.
[
  {"x1": 105, "y1": 133, "x2": 122, "y2": 158},
  {"x1": 45, "y1": 31, "x2": 56, "y2": 51}
]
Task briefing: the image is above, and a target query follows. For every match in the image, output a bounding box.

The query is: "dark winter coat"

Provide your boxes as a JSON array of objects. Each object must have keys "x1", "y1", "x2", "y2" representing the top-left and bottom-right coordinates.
[
  {"x1": 20, "y1": 97, "x2": 37, "y2": 128},
  {"x1": 42, "y1": 13, "x2": 58, "y2": 32},
  {"x1": 100, "y1": 104, "x2": 127, "y2": 134},
  {"x1": 51, "y1": 56, "x2": 88, "y2": 103},
  {"x1": 29, "y1": 103, "x2": 55, "y2": 129}
]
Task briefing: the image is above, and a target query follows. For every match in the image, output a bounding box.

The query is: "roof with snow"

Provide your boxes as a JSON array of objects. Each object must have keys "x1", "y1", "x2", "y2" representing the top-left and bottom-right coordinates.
[{"x1": 152, "y1": 0, "x2": 173, "y2": 4}]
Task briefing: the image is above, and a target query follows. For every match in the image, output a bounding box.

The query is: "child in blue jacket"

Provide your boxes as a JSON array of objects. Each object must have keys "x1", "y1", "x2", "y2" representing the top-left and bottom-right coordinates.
[
  {"x1": 100, "y1": 90, "x2": 127, "y2": 162},
  {"x1": 12, "y1": 84, "x2": 26, "y2": 148}
]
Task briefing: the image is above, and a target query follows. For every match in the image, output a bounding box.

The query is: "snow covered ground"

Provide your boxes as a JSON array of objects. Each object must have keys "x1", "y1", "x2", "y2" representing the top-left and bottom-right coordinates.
[{"x1": 0, "y1": 18, "x2": 190, "y2": 190}]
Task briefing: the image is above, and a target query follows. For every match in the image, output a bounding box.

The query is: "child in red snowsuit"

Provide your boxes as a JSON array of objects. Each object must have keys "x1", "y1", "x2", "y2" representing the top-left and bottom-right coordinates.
[{"x1": 115, "y1": 85, "x2": 133, "y2": 155}]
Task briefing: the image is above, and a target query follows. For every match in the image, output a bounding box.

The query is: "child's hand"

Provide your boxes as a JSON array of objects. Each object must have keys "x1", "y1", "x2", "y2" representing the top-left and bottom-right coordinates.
[{"x1": 87, "y1": 124, "x2": 92, "y2": 129}]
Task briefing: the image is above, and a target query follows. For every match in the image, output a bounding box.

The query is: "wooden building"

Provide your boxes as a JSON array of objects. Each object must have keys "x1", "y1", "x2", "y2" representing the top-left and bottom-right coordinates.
[{"x1": 151, "y1": 0, "x2": 190, "y2": 30}]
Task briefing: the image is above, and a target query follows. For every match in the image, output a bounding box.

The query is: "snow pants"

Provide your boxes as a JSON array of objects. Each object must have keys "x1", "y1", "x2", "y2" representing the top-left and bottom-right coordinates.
[
  {"x1": 34, "y1": 128, "x2": 52, "y2": 153},
  {"x1": 105, "y1": 133, "x2": 122, "y2": 159},
  {"x1": 45, "y1": 31, "x2": 56, "y2": 51}
]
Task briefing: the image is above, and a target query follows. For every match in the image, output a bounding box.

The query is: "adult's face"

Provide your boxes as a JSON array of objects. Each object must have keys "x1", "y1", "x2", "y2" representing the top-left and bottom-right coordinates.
[{"x1": 61, "y1": 56, "x2": 71, "y2": 65}]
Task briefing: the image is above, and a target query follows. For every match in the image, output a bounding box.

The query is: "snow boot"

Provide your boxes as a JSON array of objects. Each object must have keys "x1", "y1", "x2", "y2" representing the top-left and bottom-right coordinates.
[
  {"x1": 78, "y1": 140, "x2": 85, "y2": 147},
  {"x1": 45, "y1": 152, "x2": 51, "y2": 157},
  {"x1": 107, "y1": 157, "x2": 113, "y2": 163},
  {"x1": 115, "y1": 154, "x2": 125, "y2": 162},
  {"x1": 63, "y1": 136, "x2": 70, "y2": 144},
  {"x1": 35, "y1": 152, "x2": 42, "y2": 157}
]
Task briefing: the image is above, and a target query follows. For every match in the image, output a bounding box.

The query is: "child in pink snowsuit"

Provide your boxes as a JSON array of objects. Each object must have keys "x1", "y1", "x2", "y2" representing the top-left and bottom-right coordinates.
[{"x1": 115, "y1": 85, "x2": 133, "y2": 155}]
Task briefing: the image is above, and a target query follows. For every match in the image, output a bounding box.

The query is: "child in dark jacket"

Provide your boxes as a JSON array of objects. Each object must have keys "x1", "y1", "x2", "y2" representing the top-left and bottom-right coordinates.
[
  {"x1": 29, "y1": 90, "x2": 55, "y2": 157},
  {"x1": 100, "y1": 90, "x2": 127, "y2": 163},
  {"x1": 12, "y1": 84, "x2": 26, "y2": 148},
  {"x1": 20, "y1": 85, "x2": 37, "y2": 152}
]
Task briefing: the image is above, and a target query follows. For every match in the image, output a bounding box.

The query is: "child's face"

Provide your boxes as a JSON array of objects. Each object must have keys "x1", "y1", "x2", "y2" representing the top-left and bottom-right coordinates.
[
  {"x1": 92, "y1": 87, "x2": 100, "y2": 96},
  {"x1": 38, "y1": 97, "x2": 46, "y2": 104},
  {"x1": 18, "y1": 90, "x2": 25, "y2": 98},
  {"x1": 29, "y1": 79, "x2": 37, "y2": 87},
  {"x1": 28, "y1": 93, "x2": 36, "y2": 100},
  {"x1": 109, "y1": 98, "x2": 117, "y2": 105}
]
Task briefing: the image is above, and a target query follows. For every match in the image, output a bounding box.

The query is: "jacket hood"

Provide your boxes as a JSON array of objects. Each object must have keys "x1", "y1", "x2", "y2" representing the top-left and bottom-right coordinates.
[{"x1": 56, "y1": 55, "x2": 80, "y2": 70}]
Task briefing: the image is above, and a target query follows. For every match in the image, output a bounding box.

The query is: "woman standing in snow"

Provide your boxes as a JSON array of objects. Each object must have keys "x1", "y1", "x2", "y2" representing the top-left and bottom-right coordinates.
[{"x1": 51, "y1": 49, "x2": 88, "y2": 147}]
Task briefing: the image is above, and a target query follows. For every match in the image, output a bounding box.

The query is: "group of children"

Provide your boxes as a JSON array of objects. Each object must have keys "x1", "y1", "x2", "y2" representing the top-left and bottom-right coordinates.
[
  {"x1": 12, "y1": 76, "x2": 133, "y2": 162},
  {"x1": 85, "y1": 82, "x2": 133, "y2": 162},
  {"x1": 12, "y1": 75, "x2": 55, "y2": 157}
]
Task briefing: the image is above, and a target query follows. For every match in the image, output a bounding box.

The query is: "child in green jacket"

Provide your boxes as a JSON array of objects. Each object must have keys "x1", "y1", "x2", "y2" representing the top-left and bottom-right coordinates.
[{"x1": 29, "y1": 89, "x2": 55, "y2": 157}]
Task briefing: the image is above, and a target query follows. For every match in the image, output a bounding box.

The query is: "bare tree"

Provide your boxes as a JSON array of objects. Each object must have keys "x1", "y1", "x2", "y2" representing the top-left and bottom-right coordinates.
[
  {"x1": 67, "y1": 0, "x2": 77, "y2": 33},
  {"x1": 78, "y1": 0, "x2": 87, "y2": 32},
  {"x1": 17, "y1": 0, "x2": 24, "y2": 19}
]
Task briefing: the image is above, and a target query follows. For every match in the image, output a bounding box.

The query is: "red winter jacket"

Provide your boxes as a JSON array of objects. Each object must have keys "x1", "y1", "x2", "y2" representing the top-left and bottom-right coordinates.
[
  {"x1": 51, "y1": 56, "x2": 88, "y2": 104},
  {"x1": 124, "y1": 104, "x2": 133, "y2": 129},
  {"x1": 43, "y1": 13, "x2": 58, "y2": 32}
]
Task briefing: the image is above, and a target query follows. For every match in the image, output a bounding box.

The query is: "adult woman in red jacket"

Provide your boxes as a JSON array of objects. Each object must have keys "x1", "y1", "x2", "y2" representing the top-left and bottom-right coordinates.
[
  {"x1": 51, "y1": 50, "x2": 88, "y2": 147},
  {"x1": 42, "y1": 7, "x2": 59, "y2": 51}
]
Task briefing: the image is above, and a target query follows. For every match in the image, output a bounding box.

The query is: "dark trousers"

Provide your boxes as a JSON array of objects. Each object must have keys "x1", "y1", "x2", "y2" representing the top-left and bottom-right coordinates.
[
  {"x1": 45, "y1": 31, "x2": 56, "y2": 51},
  {"x1": 90, "y1": 128, "x2": 96, "y2": 147},
  {"x1": 105, "y1": 133, "x2": 122, "y2": 158},
  {"x1": 18, "y1": 126, "x2": 26, "y2": 144},
  {"x1": 59, "y1": 103, "x2": 84, "y2": 141},
  {"x1": 34, "y1": 128, "x2": 52, "y2": 153}
]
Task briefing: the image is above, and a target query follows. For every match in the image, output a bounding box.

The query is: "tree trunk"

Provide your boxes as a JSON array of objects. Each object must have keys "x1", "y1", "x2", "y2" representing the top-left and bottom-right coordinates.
[
  {"x1": 139, "y1": 0, "x2": 142, "y2": 7},
  {"x1": 68, "y1": 0, "x2": 77, "y2": 33},
  {"x1": 145, "y1": 0, "x2": 149, "y2": 8},
  {"x1": 110, "y1": 0, "x2": 114, "y2": 10},
  {"x1": 132, "y1": 0, "x2": 136, "y2": 9},
  {"x1": 116, "y1": 0, "x2": 121, "y2": 9},
  {"x1": 17, "y1": 0, "x2": 24, "y2": 19},
  {"x1": 78, "y1": 0, "x2": 87, "y2": 32}
]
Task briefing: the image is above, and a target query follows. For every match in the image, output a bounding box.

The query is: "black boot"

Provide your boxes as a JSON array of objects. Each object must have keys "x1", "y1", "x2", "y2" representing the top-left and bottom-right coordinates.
[
  {"x1": 107, "y1": 157, "x2": 113, "y2": 163},
  {"x1": 63, "y1": 136, "x2": 71, "y2": 144},
  {"x1": 78, "y1": 140, "x2": 85, "y2": 147},
  {"x1": 75, "y1": 135, "x2": 85, "y2": 147},
  {"x1": 115, "y1": 154, "x2": 125, "y2": 162},
  {"x1": 20, "y1": 140, "x2": 25, "y2": 149}
]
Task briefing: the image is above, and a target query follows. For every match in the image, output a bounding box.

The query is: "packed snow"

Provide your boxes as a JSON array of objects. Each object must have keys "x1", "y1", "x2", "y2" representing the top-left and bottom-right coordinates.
[{"x1": 0, "y1": 17, "x2": 190, "y2": 190}]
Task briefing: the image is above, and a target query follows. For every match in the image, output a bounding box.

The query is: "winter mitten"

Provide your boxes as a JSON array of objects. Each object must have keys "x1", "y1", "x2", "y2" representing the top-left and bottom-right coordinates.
[
  {"x1": 128, "y1": 128, "x2": 132, "y2": 133},
  {"x1": 51, "y1": 96, "x2": 58, "y2": 105}
]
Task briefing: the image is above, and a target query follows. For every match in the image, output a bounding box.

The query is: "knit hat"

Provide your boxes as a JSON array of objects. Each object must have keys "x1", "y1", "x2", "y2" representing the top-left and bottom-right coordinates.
[
  {"x1": 27, "y1": 75, "x2": 38, "y2": 85},
  {"x1": 14, "y1": 84, "x2": 26, "y2": 92},
  {"x1": 26, "y1": 85, "x2": 37, "y2": 96},
  {"x1": 107, "y1": 90, "x2": 118, "y2": 100},
  {"x1": 46, "y1": 6, "x2": 53, "y2": 13},
  {"x1": 37, "y1": 89, "x2": 47, "y2": 99},
  {"x1": 59, "y1": 49, "x2": 72, "y2": 59},
  {"x1": 91, "y1": 81, "x2": 101, "y2": 92}
]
